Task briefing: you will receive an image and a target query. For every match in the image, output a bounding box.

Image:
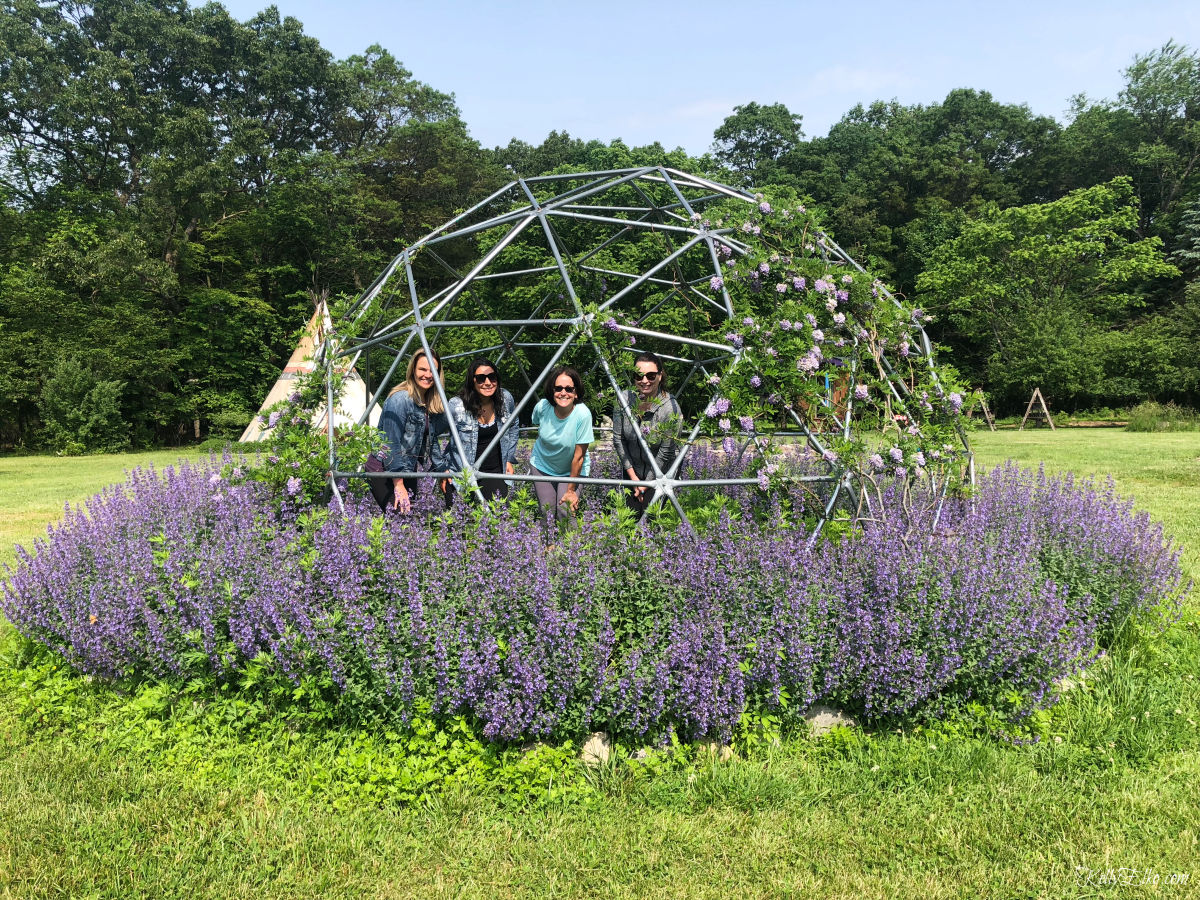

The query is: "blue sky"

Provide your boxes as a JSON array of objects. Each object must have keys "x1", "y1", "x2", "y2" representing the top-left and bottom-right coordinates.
[{"x1": 218, "y1": 0, "x2": 1199, "y2": 154}]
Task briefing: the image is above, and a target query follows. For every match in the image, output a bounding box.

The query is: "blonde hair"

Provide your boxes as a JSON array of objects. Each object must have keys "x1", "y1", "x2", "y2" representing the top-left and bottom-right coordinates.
[{"x1": 390, "y1": 350, "x2": 445, "y2": 414}]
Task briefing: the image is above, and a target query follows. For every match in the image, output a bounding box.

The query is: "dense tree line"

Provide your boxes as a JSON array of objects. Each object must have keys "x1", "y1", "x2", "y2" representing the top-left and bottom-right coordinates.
[{"x1": 2, "y1": 2, "x2": 1198, "y2": 450}]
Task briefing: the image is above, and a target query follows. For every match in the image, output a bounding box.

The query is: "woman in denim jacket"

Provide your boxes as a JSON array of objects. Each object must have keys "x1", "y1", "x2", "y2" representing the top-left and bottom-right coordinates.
[
  {"x1": 444, "y1": 358, "x2": 518, "y2": 502},
  {"x1": 379, "y1": 350, "x2": 448, "y2": 512}
]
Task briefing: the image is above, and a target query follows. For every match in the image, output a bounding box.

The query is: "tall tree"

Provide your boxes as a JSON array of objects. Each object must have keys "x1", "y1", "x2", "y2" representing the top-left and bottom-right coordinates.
[
  {"x1": 712, "y1": 102, "x2": 803, "y2": 186},
  {"x1": 918, "y1": 178, "x2": 1178, "y2": 410}
]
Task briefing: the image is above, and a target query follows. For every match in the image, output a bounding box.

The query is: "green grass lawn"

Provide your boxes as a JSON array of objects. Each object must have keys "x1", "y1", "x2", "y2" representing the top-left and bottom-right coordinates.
[
  {"x1": 0, "y1": 449, "x2": 206, "y2": 572},
  {"x1": 970, "y1": 429, "x2": 1200, "y2": 580},
  {"x1": 1, "y1": 435, "x2": 1198, "y2": 899}
]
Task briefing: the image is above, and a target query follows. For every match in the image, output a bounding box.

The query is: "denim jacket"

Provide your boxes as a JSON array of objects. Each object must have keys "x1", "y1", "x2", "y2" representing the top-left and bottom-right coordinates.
[
  {"x1": 445, "y1": 389, "x2": 519, "y2": 472},
  {"x1": 379, "y1": 389, "x2": 448, "y2": 472}
]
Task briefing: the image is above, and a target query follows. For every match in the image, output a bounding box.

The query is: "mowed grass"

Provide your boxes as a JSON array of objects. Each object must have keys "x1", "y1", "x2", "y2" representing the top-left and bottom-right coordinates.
[
  {"x1": 0, "y1": 449, "x2": 206, "y2": 572},
  {"x1": 1, "y1": 434, "x2": 1198, "y2": 899},
  {"x1": 970, "y1": 429, "x2": 1200, "y2": 580}
]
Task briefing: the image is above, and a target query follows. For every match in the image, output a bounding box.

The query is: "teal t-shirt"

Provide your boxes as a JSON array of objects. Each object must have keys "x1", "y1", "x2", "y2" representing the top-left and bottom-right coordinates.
[{"x1": 530, "y1": 399, "x2": 594, "y2": 477}]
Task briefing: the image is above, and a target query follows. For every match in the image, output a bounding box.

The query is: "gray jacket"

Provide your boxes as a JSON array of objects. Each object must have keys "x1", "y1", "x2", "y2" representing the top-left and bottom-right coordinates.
[{"x1": 612, "y1": 390, "x2": 682, "y2": 479}]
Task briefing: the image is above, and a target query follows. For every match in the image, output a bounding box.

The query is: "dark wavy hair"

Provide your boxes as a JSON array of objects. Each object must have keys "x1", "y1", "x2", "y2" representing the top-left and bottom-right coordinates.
[
  {"x1": 632, "y1": 350, "x2": 668, "y2": 392},
  {"x1": 458, "y1": 357, "x2": 504, "y2": 419},
  {"x1": 543, "y1": 365, "x2": 584, "y2": 405}
]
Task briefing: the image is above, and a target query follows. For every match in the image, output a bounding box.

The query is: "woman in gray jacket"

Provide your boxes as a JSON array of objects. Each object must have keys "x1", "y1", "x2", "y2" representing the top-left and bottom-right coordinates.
[{"x1": 612, "y1": 351, "x2": 682, "y2": 518}]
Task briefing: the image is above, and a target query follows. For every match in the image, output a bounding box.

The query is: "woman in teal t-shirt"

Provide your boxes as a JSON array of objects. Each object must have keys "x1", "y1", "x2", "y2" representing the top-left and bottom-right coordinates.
[{"x1": 530, "y1": 365, "x2": 594, "y2": 525}]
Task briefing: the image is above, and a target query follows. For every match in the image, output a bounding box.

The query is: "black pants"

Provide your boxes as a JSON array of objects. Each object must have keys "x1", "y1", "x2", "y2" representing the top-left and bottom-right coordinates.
[
  {"x1": 622, "y1": 476, "x2": 656, "y2": 518},
  {"x1": 446, "y1": 476, "x2": 509, "y2": 507}
]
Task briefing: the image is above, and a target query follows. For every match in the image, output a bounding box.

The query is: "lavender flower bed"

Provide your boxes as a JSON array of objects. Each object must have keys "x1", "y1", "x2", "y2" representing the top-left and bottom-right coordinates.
[{"x1": 1, "y1": 458, "x2": 1187, "y2": 742}]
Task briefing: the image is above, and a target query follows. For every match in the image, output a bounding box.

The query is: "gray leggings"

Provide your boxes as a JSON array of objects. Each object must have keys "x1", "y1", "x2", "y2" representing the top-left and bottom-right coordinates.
[{"x1": 532, "y1": 466, "x2": 578, "y2": 528}]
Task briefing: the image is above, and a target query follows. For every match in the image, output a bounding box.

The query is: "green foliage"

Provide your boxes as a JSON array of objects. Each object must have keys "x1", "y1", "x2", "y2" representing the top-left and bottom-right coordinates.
[
  {"x1": 37, "y1": 355, "x2": 130, "y2": 454},
  {"x1": 1125, "y1": 401, "x2": 1200, "y2": 432},
  {"x1": 918, "y1": 178, "x2": 1179, "y2": 409},
  {"x1": 712, "y1": 102, "x2": 804, "y2": 185}
]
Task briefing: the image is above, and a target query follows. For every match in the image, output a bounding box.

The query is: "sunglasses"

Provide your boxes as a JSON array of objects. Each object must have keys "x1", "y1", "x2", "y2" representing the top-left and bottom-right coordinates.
[
  {"x1": 634, "y1": 371, "x2": 660, "y2": 382},
  {"x1": 553, "y1": 384, "x2": 577, "y2": 395},
  {"x1": 473, "y1": 372, "x2": 498, "y2": 385}
]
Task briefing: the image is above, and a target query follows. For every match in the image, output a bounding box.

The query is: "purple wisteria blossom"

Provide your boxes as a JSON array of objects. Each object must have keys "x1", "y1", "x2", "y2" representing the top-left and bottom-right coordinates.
[
  {"x1": 285, "y1": 476, "x2": 303, "y2": 496},
  {"x1": 749, "y1": 375, "x2": 762, "y2": 388},
  {"x1": 889, "y1": 447, "x2": 904, "y2": 463},
  {"x1": 710, "y1": 276, "x2": 724, "y2": 291},
  {"x1": 854, "y1": 384, "x2": 870, "y2": 401}
]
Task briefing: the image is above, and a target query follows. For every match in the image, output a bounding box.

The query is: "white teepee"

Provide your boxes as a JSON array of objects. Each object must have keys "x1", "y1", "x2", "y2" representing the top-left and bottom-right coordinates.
[{"x1": 240, "y1": 300, "x2": 379, "y2": 442}]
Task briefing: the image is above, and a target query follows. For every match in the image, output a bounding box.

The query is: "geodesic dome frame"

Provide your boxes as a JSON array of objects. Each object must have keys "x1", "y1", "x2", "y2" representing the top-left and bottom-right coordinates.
[{"x1": 319, "y1": 166, "x2": 973, "y2": 536}]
